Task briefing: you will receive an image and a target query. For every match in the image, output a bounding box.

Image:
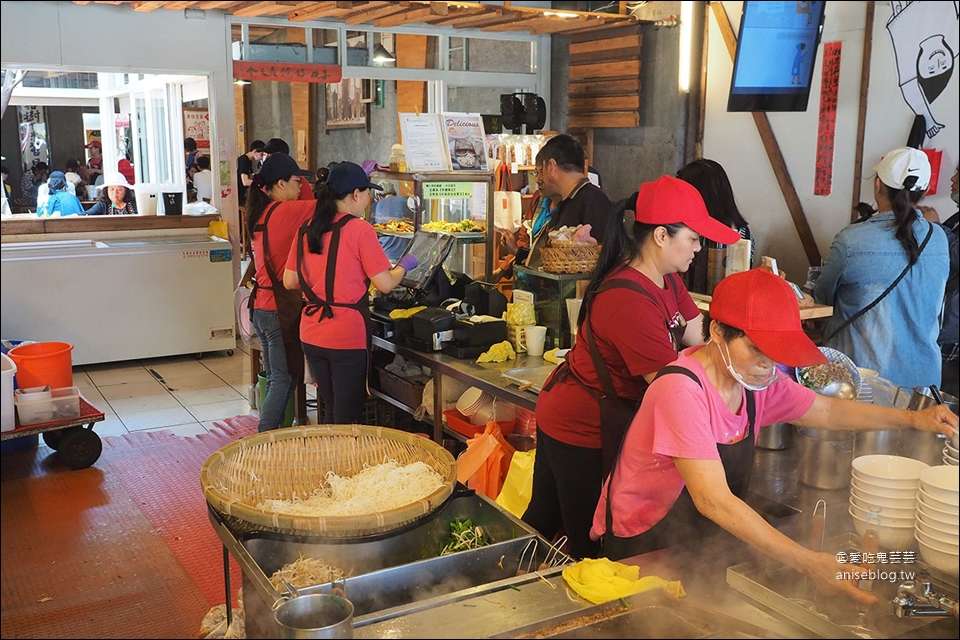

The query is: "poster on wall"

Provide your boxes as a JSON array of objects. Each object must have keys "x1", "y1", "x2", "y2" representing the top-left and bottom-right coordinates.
[
  {"x1": 183, "y1": 108, "x2": 211, "y2": 149},
  {"x1": 325, "y1": 78, "x2": 367, "y2": 130},
  {"x1": 441, "y1": 113, "x2": 490, "y2": 171},
  {"x1": 884, "y1": 1, "x2": 959, "y2": 141},
  {"x1": 17, "y1": 105, "x2": 48, "y2": 171}
]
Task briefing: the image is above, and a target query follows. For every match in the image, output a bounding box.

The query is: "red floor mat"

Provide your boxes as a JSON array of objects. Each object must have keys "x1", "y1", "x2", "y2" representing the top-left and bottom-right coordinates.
[{"x1": 1, "y1": 416, "x2": 258, "y2": 639}]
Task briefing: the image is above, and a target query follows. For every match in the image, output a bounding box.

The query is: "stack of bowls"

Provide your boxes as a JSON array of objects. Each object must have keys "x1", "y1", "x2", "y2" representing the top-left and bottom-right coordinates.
[
  {"x1": 943, "y1": 434, "x2": 958, "y2": 466},
  {"x1": 456, "y1": 387, "x2": 497, "y2": 426},
  {"x1": 915, "y1": 465, "x2": 959, "y2": 577},
  {"x1": 849, "y1": 455, "x2": 929, "y2": 550}
]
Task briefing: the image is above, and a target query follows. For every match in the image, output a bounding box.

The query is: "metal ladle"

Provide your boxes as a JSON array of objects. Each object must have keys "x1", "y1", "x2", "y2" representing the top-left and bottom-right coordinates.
[{"x1": 821, "y1": 379, "x2": 857, "y2": 400}]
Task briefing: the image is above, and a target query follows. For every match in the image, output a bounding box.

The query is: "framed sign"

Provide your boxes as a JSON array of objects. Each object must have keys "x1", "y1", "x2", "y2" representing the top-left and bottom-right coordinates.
[
  {"x1": 183, "y1": 108, "x2": 211, "y2": 149},
  {"x1": 325, "y1": 78, "x2": 367, "y2": 130}
]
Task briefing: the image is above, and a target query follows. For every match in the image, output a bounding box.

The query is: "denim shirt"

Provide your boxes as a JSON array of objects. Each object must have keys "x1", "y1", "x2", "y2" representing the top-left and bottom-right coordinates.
[{"x1": 814, "y1": 211, "x2": 949, "y2": 389}]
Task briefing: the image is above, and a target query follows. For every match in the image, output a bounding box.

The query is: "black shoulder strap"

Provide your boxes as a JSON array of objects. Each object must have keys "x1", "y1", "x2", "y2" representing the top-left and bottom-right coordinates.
[{"x1": 297, "y1": 215, "x2": 358, "y2": 320}]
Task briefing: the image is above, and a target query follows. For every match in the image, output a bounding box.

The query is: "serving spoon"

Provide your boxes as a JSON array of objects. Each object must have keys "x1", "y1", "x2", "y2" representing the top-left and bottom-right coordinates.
[{"x1": 820, "y1": 379, "x2": 857, "y2": 400}]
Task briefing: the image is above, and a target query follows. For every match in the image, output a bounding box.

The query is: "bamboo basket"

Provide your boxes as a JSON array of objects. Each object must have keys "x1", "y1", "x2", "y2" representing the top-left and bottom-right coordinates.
[
  {"x1": 539, "y1": 241, "x2": 601, "y2": 274},
  {"x1": 201, "y1": 424, "x2": 457, "y2": 538}
]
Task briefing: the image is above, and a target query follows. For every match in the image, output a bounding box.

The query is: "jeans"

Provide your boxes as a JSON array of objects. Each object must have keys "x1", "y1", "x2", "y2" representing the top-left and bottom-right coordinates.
[
  {"x1": 302, "y1": 344, "x2": 368, "y2": 424},
  {"x1": 251, "y1": 308, "x2": 295, "y2": 432}
]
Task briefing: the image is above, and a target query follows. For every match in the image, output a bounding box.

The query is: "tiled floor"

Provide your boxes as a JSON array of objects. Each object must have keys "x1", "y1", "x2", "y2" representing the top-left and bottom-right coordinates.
[{"x1": 73, "y1": 339, "x2": 317, "y2": 437}]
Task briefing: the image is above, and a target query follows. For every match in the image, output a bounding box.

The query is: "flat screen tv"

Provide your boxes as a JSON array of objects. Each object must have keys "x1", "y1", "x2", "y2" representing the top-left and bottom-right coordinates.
[{"x1": 727, "y1": 1, "x2": 826, "y2": 112}]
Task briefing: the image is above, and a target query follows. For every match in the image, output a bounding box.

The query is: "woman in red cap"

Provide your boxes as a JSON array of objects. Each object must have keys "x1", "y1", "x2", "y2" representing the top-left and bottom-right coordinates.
[
  {"x1": 524, "y1": 175, "x2": 743, "y2": 559},
  {"x1": 593, "y1": 268, "x2": 957, "y2": 605}
]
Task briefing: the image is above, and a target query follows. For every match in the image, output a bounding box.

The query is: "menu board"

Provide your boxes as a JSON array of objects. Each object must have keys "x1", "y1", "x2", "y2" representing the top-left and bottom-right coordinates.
[
  {"x1": 398, "y1": 113, "x2": 451, "y2": 172},
  {"x1": 398, "y1": 112, "x2": 489, "y2": 173}
]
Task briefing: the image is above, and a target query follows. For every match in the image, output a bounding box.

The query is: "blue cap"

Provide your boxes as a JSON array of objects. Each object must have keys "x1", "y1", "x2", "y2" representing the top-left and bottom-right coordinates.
[{"x1": 327, "y1": 161, "x2": 383, "y2": 195}]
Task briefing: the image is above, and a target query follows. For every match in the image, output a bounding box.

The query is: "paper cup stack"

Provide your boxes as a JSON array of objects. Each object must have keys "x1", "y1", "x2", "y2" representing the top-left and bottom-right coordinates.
[
  {"x1": 849, "y1": 455, "x2": 929, "y2": 551},
  {"x1": 915, "y1": 465, "x2": 959, "y2": 577}
]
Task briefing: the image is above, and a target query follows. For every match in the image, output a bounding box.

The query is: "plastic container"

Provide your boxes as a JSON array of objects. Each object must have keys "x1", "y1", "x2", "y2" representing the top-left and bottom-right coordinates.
[
  {"x1": 443, "y1": 409, "x2": 515, "y2": 439},
  {"x1": 15, "y1": 385, "x2": 80, "y2": 426},
  {"x1": 135, "y1": 183, "x2": 159, "y2": 216},
  {"x1": 161, "y1": 190, "x2": 184, "y2": 215},
  {"x1": 256, "y1": 372, "x2": 295, "y2": 428},
  {"x1": 1, "y1": 353, "x2": 16, "y2": 432},
  {"x1": 7, "y1": 341, "x2": 73, "y2": 389}
]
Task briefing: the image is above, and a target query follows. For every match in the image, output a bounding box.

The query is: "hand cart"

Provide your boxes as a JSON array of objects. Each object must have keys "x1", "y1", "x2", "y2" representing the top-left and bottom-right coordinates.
[{"x1": 1, "y1": 396, "x2": 105, "y2": 469}]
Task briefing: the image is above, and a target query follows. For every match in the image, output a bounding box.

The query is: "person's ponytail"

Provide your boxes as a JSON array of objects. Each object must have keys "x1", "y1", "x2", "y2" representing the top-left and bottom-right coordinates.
[
  {"x1": 884, "y1": 177, "x2": 927, "y2": 265},
  {"x1": 304, "y1": 183, "x2": 340, "y2": 254}
]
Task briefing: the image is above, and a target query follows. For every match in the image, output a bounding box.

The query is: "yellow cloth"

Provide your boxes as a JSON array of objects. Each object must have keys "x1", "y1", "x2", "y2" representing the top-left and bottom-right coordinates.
[
  {"x1": 476, "y1": 340, "x2": 516, "y2": 363},
  {"x1": 389, "y1": 306, "x2": 427, "y2": 320},
  {"x1": 542, "y1": 348, "x2": 560, "y2": 364},
  {"x1": 561, "y1": 558, "x2": 685, "y2": 605}
]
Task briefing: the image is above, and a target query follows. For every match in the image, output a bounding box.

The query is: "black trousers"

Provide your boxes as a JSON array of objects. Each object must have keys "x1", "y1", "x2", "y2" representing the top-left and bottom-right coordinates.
[
  {"x1": 522, "y1": 427, "x2": 602, "y2": 559},
  {"x1": 302, "y1": 344, "x2": 368, "y2": 424}
]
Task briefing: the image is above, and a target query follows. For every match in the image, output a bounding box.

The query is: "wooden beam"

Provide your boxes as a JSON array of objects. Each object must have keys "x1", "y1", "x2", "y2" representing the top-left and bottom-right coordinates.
[
  {"x1": 343, "y1": 1, "x2": 409, "y2": 24},
  {"x1": 568, "y1": 77, "x2": 640, "y2": 97},
  {"x1": 710, "y1": 2, "x2": 820, "y2": 267},
  {"x1": 851, "y1": 1, "x2": 875, "y2": 222},
  {"x1": 232, "y1": 1, "x2": 301, "y2": 17},
  {"x1": 374, "y1": 7, "x2": 437, "y2": 28},
  {"x1": 288, "y1": 3, "x2": 351, "y2": 21},
  {"x1": 162, "y1": 1, "x2": 203, "y2": 9},
  {"x1": 570, "y1": 59, "x2": 639, "y2": 80},
  {"x1": 131, "y1": 1, "x2": 167, "y2": 11},
  {"x1": 196, "y1": 1, "x2": 251, "y2": 10},
  {"x1": 423, "y1": 6, "x2": 485, "y2": 25},
  {"x1": 447, "y1": 10, "x2": 519, "y2": 29},
  {"x1": 569, "y1": 112, "x2": 639, "y2": 128},
  {"x1": 568, "y1": 22, "x2": 641, "y2": 42},
  {"x1": 570, "y1": 49, "x2": 640, "y2": 65},
  {"x1": 570, "y1": 34, "x2": 641, "y2": 55},
  {"x1": 568, "y1": 95, "x2": 639, "y2": 113},
  {"x1": 480, "y1": 16, "x2": 555, "y2": 33}
]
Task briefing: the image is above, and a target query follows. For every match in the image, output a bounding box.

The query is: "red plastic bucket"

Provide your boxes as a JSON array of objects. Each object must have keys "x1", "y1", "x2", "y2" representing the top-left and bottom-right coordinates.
[{"x1": 8, "y1": 342, "x2": 74, "y2": 389}]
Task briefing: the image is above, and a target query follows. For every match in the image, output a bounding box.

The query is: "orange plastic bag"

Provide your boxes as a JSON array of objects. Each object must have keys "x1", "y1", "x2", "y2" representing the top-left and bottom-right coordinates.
[{"x1": 456, "y1": 421, "x2": 516, "y2": 499}]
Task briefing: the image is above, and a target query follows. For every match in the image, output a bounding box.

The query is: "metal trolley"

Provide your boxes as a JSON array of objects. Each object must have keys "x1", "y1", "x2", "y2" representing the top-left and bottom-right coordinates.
[{"x1": 1, "y1": 396, "x2": 105, "y2": 469}]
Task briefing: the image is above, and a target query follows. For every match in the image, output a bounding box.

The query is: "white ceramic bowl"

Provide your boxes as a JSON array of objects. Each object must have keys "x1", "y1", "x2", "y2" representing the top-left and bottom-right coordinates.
[
  {"x1": 915, "y1": 527, "x2": 959, "y2": 553},
  {"x1": 851, "y1": 469, "x2": 921, "y2": 494},
  {"x1": 916, "y1": 509, "x2": 960, "y2": 537},
  {"x1": 917, "y1": 537, "x2": 960, "y2": 577},
  {"x1": 917, "y1": 499, "x2": 960, "y2": 528},
  {"x1": 848, "y1": 501, "x2": 915, "y2": 527},
  {"x1": 848, "y1": 506, "x2": 917, "y2": 551},
  {"x1": 918, "y1": 487, "x2": 960, "y2": 515},
  {"x1": 943, "y1": 452, "x2": 958, "y2": 467},
  {"x1": 918, "y1": 465, "x2": 960, "y2": 505},
  {"x1": 852, "y1": 455, "x2": 929, "y2": 488},
  {"x1": 849, "y1": 493, "x2": 916, "y2": 520},
  {"x1": 796, "y1": 347, "x2": 863, "y2": 397},
  {"x1": 850, "y1": 482, "x2": 918, "y2": 509}
]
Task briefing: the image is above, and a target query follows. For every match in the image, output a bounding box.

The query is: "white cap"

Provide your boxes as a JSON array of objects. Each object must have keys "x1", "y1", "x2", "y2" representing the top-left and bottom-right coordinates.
[
  {"x1": 98, "y1": 171, "x2": 133, "y2": 189},
  {"x1": 872, "y1": 147, "x2": 931, "y2": 191}
]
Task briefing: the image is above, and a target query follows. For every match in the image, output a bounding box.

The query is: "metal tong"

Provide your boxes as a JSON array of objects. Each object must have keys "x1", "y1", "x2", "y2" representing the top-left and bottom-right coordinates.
[{"x1": 803, "y1": 500, "x2": 827, "y2": 602}]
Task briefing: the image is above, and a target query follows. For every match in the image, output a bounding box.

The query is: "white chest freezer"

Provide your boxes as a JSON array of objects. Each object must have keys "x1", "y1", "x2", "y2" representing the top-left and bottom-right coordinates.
[{"x1": 1, "y1": 235, "x2": 236, "y2": 366}]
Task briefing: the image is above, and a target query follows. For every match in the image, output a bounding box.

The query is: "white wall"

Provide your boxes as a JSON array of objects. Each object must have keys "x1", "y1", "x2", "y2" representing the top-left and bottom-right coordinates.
[
  {"x1": 1, "y1": 0, "x2": 239, "y2": 270},
  {"x1": 704, "y1": 1, "x2": 959, "y2": 282}
]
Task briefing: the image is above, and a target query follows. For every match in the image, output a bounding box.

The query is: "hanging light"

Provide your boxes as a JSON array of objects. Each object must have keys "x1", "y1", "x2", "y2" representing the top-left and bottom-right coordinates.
[
  {"x1": 373, "y1": 44, "x2": 396, "y2": 64},
  {"x1": 233, "y1": 79, "x2": 251, "y2": 86}
]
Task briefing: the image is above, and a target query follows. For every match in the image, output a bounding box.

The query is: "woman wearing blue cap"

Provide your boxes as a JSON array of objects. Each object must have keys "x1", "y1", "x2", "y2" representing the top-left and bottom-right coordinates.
[
  {"x1": 283, "y1": 161, "x2": 418, "y2": 424},
  {"x1": 37, "y1": 171, "x2": 84, "y2": 217},
  {"x1": 244, "y1": 153, "x2": 316, "y2": 432}
]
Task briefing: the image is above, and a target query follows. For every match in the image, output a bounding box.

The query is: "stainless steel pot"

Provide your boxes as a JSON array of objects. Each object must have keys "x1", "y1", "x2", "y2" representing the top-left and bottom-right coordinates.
[
  {"x1": 756, "y1": 422, "x2": 794, "y2": 450},
  {"x1": 853, "y1": 429, "x2": 899, "y2": 459},
  {"x1": 274, "y1": 594, "x2": 354, "y2": 639},
  {"x1": 796, "y1": 427, "x2": 853, "y2": 490}
]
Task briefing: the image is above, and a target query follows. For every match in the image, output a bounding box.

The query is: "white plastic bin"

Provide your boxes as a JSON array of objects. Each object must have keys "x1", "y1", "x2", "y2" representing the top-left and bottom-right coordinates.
[
  {"x1": 1, "y1": 353, "x2": 16, "y2": 432},
  {"x1": 15, "y1": 386, "x2": 80, "y2": 426},
  {"x1": 135, "y1": 183, "x2": 159, "y2": 216}
]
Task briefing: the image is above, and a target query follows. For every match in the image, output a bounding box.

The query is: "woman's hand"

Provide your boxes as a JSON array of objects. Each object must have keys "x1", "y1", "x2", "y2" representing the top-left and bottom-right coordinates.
[
  {"x1": 798, "y1": 550, "x2": 879, "y2": 607},
  {"x1": 496, "y1": 227, "x2": 519, "y2": 255},
  {"x1": 910, "y1": 404, "x2": 959, "y2": 438}
]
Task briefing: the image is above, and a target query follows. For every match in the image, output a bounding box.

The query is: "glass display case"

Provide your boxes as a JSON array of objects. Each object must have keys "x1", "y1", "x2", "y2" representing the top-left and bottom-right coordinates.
[
  {"x1": 513, "y1": 265, "x2": 591, "y2": 350},
  {"x1": 369, "y1": 170, "x2": 495, "y2": 281}
]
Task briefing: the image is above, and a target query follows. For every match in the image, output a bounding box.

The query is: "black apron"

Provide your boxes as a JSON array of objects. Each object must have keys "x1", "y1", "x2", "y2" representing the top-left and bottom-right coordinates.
[
  {"x1": 295, "y1": 216, "x2": 373, "y2": 384},
  {"x1": 248, "y1": 201, "x2": 305, "y2": 386},
  {"x1": 543, "y1": 274, "x2": 686, "y2": 477},
  {"x1": 601, "y1": 366, "x2": 757, "y2": 561}
]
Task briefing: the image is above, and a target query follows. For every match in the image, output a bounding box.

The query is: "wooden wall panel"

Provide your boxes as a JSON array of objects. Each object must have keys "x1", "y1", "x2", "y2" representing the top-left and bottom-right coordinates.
[
  {"x1": 567, "y1": 24, "x2": 642, "y2": 128},
  {"x1": 396, "y1": 33, "x2": 428, "y2": 141}
]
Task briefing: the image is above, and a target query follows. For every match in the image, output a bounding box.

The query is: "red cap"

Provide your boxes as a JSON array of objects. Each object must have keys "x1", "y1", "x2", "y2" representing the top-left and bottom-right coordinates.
[
  {"x1": 635, "y1": 176, "x2": 742, "y2": 245},
  {"x1": 84, "y1": 141, "x2": 102, "y2": 149},
  {"x1": 710, "y1": 269, "x2": 828, "y2": 368}
]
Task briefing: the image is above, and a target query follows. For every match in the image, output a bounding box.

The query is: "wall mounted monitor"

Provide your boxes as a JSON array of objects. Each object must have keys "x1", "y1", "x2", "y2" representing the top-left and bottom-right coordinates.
[{"x1": 727, "y1": 1, "x2": 826, "y2": 112}]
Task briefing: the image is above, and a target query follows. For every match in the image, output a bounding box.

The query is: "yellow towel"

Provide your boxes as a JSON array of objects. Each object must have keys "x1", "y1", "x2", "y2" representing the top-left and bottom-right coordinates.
[
  {"x1": 389, "y1": 306, "x2": 427, "y2": 320},
  {"x1": 542, "y1": 348, "x2": 560, "y2": 364},
  {"x1": 477, "y1": 340, "x2": 516, "y2": 363},
  {"x1": 561, "y1": 558, "x2": 685, "y2": 605}
]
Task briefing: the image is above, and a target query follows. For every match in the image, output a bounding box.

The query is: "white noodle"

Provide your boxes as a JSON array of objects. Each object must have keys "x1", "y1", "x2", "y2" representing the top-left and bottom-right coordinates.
[{"x1": 257, "y1": 460, "x2": 444, "y2": 516}]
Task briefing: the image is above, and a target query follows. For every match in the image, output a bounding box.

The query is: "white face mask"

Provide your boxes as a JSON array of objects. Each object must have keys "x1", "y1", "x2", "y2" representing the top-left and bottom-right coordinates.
[{"x1": 719, "y1": 342, "x2": 778, "y2": 392}]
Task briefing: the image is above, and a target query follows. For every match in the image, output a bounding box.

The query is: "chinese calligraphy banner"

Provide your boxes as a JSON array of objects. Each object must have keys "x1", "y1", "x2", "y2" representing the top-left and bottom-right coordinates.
[
  {"x1": 232, "y1": 60, "x2": 342, "y2": 84},
  {"x1": 814, "y1": 41, "x2": 841, "y2": 196}
]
